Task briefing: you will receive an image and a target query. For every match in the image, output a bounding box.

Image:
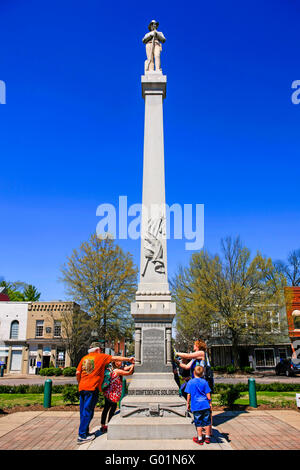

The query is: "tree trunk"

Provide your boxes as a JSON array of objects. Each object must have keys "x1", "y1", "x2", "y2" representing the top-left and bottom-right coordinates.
[
  {"x1": 231, "y1": 332, "x2": 240, "y2": 368},
  {"x1": 103, "y1": 311, "x2": 107, "y2": 348}
]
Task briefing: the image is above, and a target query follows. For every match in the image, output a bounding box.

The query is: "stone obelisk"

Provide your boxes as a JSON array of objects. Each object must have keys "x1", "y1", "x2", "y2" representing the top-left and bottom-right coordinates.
[{"x1": 108, "y1": 21, "x2": 194, "y2": 440}]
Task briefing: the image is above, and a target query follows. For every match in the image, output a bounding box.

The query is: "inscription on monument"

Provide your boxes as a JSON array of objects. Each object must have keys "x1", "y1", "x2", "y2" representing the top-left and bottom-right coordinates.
[{"x1": 142, "y1": 328, "x2": 165, "y2": 364}]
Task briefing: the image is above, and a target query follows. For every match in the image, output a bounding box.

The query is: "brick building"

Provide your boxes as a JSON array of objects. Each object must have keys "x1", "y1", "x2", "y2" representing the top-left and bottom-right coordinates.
[
  {"x1": 209, "y1": 308, "x2": 292, "y2": 371},
  {"x1": 0, "y1": 299, "x2": 130, "y2": 374},
  {"x1": 26, "y1": 301, "x2": 84, "y2": 373}
]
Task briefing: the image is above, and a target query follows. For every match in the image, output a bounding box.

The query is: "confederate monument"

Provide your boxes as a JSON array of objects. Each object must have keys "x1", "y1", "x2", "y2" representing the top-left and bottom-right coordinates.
[{"x1": 108, "y1": 21, "x2": 194, "y2": 440}]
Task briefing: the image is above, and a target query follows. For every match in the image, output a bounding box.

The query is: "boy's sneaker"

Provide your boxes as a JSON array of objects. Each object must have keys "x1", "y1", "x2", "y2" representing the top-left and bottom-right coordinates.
[
  {"x1": 77, "y1": 434, "x2": 96, "y2": 445},
  {"x1": 193, "y1": 436, "x2": 203, "y2": 445},
  {"x1": 204, "y1": 436, "x2": 211, "y2": 444}
]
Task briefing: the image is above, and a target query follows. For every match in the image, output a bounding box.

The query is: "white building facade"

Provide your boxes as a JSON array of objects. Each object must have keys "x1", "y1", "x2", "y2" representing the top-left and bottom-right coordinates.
[{"x1": 0, "y1": 302, "x2": 30, "y2": 374}]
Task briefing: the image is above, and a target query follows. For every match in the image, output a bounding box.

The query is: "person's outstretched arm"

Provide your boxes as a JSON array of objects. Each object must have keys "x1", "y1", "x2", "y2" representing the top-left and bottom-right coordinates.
[
  {"x1": 178, "y1": 359, "x2": 193, "y2": 370},
  {"x1": 115, "y1": 365, "x2": 134, "y2": 376},
  {"x1": 111, "y1": 355, "x2": 135, "y2": 364},
  {"x1": 176, "y1": 351, "x2": 205, "y2": 360}
]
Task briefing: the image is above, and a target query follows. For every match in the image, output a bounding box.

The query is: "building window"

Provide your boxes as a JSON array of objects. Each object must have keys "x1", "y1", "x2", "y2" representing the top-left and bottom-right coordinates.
[
  {"x1": 269, "y1": 312, "x2": 280, "y2": 333},
  {"x1": 10, "y1": 321, "x2": 19, "y2": 339},
  {"x1": 211, "y1": 322, "x2": 220, "y2": 337},
  {"x1": 255, "y1": 348, "x2": 275, "y2": 367},
  {"x1": 29, "y1": 357, "x2": 36, "y2": 368},
  {"x1": 278, "y1": 348, "x2": 287, "y2": 360},
  {"x1": 56, "y1": 348, "x2": 65, "y2": 367},
  {"x1": 211, "y1": 322, "x2": 227, "y2": 337},
  {"x1": 54, "y1": 321, "x2": 61, "y2": 337},
  {"x1": 294, "y1": 316, "x2": 300, "y2": 330},
  {"x1": 35, "y1": 320, "x2": 44, "y2": 337}
]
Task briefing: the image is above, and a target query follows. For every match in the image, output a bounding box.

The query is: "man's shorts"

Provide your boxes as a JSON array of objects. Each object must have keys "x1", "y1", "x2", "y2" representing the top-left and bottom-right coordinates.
[{"x1": 193, "y1": 409, "x2": 211, "y2": 427}]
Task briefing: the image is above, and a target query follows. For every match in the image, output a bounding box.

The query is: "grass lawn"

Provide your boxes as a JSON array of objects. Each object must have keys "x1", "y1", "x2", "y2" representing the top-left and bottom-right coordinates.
[
  {"x1": 0, "y1": 394, "x2": 66, "y2": 408},
  {"x1": 0, "y1": 392, "x2": 298, "y2": 409},
  {"x1": 212, "y1": 391, "x2": 297, "y2": 407}
]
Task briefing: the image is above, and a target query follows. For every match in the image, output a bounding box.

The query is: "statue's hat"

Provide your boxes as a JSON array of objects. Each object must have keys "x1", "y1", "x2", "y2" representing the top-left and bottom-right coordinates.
[{"x1": 148, "y1": 20, "x2": 159, "y2": 30}]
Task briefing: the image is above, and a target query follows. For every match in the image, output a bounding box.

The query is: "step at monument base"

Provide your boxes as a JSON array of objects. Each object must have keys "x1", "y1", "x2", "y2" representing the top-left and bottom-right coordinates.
[{"x1": 107, "y1": 415, "x2": 195, "y2": 440}]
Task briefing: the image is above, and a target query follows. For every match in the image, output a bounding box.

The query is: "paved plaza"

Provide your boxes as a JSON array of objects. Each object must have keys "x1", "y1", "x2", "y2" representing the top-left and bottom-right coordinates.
[{"x1": 0, "y1": 409, "x2": 299, "y2": 450}]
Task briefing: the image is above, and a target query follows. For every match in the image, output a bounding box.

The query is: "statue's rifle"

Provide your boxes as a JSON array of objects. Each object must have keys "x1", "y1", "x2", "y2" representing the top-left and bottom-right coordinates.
[{"x1": 146, "y1": 31, "x2": 156, "y2": 71}]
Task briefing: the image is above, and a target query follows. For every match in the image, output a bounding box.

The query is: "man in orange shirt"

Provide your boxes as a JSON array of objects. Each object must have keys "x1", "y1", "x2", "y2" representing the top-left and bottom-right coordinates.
[{"x1": 76, "y1": 341, "x2": 135, "y2": 444}]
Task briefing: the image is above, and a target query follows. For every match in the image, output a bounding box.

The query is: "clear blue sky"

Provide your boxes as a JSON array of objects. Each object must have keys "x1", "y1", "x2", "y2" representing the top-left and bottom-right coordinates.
[{"x1": 0, "y1": 0, "x2": 299, "y2": 301}]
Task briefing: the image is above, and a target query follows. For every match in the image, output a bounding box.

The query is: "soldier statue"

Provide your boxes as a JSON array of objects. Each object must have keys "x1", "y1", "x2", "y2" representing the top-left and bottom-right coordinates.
[{"x1": 142, "y1": 20, "x2": 166, "y2": 73}]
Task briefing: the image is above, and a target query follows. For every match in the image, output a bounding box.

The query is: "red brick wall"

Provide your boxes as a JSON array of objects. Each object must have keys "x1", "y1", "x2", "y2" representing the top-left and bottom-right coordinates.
[{"x1": 284, "y1": 286, "x2": 300, "y2": 339}]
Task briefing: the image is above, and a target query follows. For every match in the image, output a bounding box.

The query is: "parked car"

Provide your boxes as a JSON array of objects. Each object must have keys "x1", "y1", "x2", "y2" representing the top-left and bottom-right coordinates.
[{"x1": 275, "y1": 358, "x2": 300, "y2": 377}]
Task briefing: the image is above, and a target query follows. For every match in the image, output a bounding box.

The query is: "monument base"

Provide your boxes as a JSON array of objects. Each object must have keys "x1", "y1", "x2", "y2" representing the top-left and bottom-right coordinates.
[
  {"x1": 107, "y1": 372, "x2": 194, "y2": 440},
  {"x1": 107, "y1": 415, "x2": 195, "y2": 440},
  {"x1": 121, "y1": 373, "x2": 186, "y2": 417}
]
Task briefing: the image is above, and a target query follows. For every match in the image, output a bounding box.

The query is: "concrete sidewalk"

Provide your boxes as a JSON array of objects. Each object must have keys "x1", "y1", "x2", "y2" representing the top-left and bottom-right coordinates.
[
  {"x1": 0, "y1": 409, "x2": 299, "y2": 450},
  {"x1": 0, "y1": 374, "x2": 77, "y2": 386},
  {"x1": 1, "y1": 373, "x2": 299, "y2": 386},
  {"x1": 78, "y1": 425, "x2": 231, "y2": 450}
]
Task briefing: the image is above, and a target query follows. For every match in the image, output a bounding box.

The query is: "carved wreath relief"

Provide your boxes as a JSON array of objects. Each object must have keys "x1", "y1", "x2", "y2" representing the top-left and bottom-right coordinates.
[{"x1": 142, "y1": 216, "x2": 165, "y2": 277}]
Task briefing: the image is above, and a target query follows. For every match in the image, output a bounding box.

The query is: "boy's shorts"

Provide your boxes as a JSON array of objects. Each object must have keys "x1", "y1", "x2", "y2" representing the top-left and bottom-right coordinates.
[{"x1": 193, "y1": 409, "x2": 211, "y2": 427}]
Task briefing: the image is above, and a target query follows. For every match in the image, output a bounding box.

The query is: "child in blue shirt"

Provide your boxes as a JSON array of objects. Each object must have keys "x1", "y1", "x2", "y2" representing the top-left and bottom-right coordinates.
[{"x1": 185, "y1": 365, "x2": 212, "y2": 445}]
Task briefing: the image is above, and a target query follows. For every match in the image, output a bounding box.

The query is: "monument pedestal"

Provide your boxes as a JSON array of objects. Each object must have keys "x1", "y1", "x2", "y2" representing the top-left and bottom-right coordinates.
[{"x1": 107, "y1": 297, "x2": 194, "y2": 439}]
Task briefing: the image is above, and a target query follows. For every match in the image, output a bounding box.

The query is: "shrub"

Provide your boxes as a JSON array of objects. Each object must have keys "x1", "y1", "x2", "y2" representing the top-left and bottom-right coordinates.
[
  {"x1": 233, "y1": 383, "x2": 248, "y2": 393},
  {"x1": 218, "y1": 385, "x2": 241, "y2": 407},
  {"x1": 212, "y1": 366, "x2": 227, "y2": 373},
  {"x1": 39, "y1": 368, "x2": 55, "y2": 376},
  {"x1": 62, "y1": 367, "x2": 77, "y2": 377},
  {"x1": 14, "y1": 385, "x2": 28, "y2": 394},
  {"x1": 28, "y1": 385, "x2": 44, "y2": 394},
  {"x1": 96, "y1": 392, "x2": 105, "y2": 408},
  {"x1": 39, "y1": 367, "x2": 64, "y2": 376},
  {"x1": 0, "y1": 384, "x2": 64, "y2": 394},
  {"x1": 62, "y1": 385, "x2": 79, "y2": 404},
  {"x1": 256, "y1": 382, "x2": 300, "y2": 392},
  {"x1": 52, "y1": 385, "x2": 65, "y2": 394},
  {"x1": 226, "y1": 365, "x2": 236, "y2": 374},
  {"x1": 242, "y1": 366, "x2": 254, "y2": 374},
  {"x1": 0, "y1": 385, "x2": 16, "y2": 393}
]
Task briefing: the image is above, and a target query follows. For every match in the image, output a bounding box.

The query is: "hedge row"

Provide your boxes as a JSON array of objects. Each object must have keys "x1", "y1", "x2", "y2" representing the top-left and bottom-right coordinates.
[
  {"x1": 0, "y1": 384, "x2": 65, "y2": 394},
  {"x1": 0, "y1": 382, "x2": 299, "y2": 395},
  {"x1": 39, "y1": 367, "x2": 76, "y2": 377},
  {"x1": 214, "y1": 382, "x2": 300, "y2": 393},
  {"x1": 61, "y1": 385, "x2": 105, "y2": 407},
  {"x1": 212, "y1": 366, "x2": 254, "y2": 374}
]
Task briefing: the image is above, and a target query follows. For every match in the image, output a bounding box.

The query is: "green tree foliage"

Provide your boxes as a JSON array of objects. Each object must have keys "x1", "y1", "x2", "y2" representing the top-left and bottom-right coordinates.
[
  {"x1": 60, "y1": 307, "x2": 94, "y2": 366},
  {"x1": 171, "y1": 237, "x2": 286, "y2": 366},
  {"x1": 23, "y1": 284, "x2": 41, "y2": 301},
  {"x1": 60, "y1": 234, "x2": 138, "y2": 345},
  {"x1": 0, "y1": 280, "x2": 41, "y2": 301}
]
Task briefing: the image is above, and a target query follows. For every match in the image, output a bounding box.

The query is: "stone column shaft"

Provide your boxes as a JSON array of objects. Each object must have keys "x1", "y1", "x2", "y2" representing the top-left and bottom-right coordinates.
[
  {"x1": 138, "y1": 73, "x2": 169, "y2": 295},
  {"x1": 135, "y1": 328, "x2": 141, "y2": 365}
]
